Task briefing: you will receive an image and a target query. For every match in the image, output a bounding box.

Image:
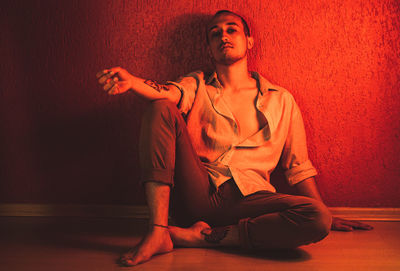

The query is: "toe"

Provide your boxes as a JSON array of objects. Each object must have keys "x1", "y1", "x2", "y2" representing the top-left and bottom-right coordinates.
[
  {"x1": 118, "y1": 254, "x2": 144, "y2": 267},
  {"x1": 193, "y1": 221, "x2": 211, "y2": 230},
  {"x1": 117, "y1": 256, "x2": 131, "y2": 266},
  {"x1": 125, "y1": 254, "x2": 150, "y2": 266},
  {"x1": 118, "y1": 251, "x2": 136, "y2": 266},
  {"x1": 120, "y1": 258, "x2": 135, "y2": 267}
]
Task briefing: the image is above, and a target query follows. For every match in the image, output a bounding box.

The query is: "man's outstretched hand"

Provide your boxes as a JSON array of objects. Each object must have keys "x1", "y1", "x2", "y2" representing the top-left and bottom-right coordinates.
[
  {"x1": 96, "y1": 67, "x2": 133, "y2": 95},
  {"x1": 331, "y1": 216, "x2": 374, "y2": 231}
]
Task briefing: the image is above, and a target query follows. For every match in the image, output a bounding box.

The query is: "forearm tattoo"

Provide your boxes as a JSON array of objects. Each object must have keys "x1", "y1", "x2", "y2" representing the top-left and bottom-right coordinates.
[
  {"x1": 202, "y1": 226, "x2": 230, "y2": 244},
  {"x1": 144, "y1": 79, "x2": 170, "y2": 92}
]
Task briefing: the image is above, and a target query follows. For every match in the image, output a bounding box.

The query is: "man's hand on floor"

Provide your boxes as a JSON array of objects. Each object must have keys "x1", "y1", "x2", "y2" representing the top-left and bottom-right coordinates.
[{"x1": 331, "y1": 216, "x2": 374, "y2": 231}]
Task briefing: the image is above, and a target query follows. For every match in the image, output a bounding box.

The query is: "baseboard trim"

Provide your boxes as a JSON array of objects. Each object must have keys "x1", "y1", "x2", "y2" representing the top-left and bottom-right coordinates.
[
  {"x1": 0, "y1": 204, "x2": 149, "y2": 218},
  {"x1": 328, "y1": 207, "x2": 400, "y2": 221},
  {"x1": 0, "y1": 204, "x2": 399, "y2": 221}
]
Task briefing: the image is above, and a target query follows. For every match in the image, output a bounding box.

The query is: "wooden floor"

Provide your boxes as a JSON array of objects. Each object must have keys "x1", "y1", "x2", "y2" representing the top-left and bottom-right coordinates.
[{"x1": 0, "y1": 217, "x2": 399, "y2": 271}]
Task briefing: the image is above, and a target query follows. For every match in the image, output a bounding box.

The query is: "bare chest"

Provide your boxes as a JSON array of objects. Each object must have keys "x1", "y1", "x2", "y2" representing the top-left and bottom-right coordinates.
[{"x1": 222, "y1": 90, "x2": 267, "y2": 141}]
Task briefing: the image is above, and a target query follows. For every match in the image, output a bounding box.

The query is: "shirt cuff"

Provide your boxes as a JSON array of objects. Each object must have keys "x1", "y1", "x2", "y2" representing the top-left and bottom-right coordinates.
[
  {"x1": 165, "y1": 81, "x2": 186, "y2": 113},
  {"x1": 284, "y1": 159, "x2": 318, "y2": 186}
]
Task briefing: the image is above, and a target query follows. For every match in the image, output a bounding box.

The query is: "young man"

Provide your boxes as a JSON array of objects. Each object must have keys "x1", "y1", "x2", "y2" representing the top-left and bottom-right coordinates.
[{"x1": 97, "y1": 10, "x2": 372, "y2": 267}]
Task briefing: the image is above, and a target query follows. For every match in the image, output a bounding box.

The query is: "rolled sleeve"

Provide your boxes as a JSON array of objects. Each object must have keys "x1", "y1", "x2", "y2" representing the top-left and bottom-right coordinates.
[
  {"x1": 281, "y1": 94, "x2": 318, "y2": 185},
  {"x1": 284, "y1": 159, "x2": 318, "y2": 185},
  {"x1": 165, "y1": 71, "x2": 202, "y2": 115}
]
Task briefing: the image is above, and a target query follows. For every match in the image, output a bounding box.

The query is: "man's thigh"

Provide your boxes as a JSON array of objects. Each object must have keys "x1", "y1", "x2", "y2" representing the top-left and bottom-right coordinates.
[{"x1": 212, "y1": 182, "x2": 320, "y2": 226}]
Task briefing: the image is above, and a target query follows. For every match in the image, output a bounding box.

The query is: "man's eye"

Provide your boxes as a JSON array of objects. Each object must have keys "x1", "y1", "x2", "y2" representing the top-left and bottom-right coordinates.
[
  {"x1": 211, "y1": 31, "x2": 220, "y2": 37},
  {"x1": 227, "y1": 28, "x2": 237, "y2": 34}
]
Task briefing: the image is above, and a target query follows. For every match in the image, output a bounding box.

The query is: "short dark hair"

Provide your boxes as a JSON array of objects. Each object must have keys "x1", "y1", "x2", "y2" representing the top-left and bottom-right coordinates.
[
  {"x1": 206, "y1": 10, "x2": 251, "y2": 43},
  {"x1": 214, "y1": 10, "x2": 251, "y2": 36}
]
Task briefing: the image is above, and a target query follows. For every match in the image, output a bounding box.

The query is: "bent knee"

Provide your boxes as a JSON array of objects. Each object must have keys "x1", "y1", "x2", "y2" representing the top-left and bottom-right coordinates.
[
  {"x1": 148, "y1": 99, "x2": 177, "y2": 113},
  {"x1": 143, "y1": 99, "x2": 179, "y2": 123},
  {"x1": 307, "y1": 200, "x2": 332, "y2": 242}
]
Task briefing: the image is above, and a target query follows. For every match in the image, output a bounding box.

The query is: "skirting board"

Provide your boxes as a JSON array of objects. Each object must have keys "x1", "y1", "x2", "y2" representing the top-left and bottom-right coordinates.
[{"x1": 0, "y1": 204, "x2": 399, "y2": 221}]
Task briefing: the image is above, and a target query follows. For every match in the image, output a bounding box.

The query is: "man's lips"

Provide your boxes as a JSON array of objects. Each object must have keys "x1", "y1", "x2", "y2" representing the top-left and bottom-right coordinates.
[{"x1": 220, "y1": 42, "x2": 233, "y2": 50}]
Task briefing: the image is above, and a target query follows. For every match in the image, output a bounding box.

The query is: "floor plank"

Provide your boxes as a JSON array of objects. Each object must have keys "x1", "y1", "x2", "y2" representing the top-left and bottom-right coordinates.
[{"x1": 0, "y1": 217, "x2": 399, "y2": 271}]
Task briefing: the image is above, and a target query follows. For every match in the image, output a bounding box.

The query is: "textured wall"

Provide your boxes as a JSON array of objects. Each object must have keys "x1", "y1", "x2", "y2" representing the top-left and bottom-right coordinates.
[{"x1": 1, "y1": 0, "x2": 399, "y2": 207}]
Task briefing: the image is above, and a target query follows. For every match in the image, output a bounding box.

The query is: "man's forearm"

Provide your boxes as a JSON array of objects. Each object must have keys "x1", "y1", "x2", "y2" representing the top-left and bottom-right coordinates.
[
  {"x1": 97, "y1": 67, "x2": 181, "y2": 104},
  {"x1": 130, "y1": 75, "x2": 181, "y2": 104},
  {"x1": 294, "y1": 177, "x2": 323, "y2": 202},
  {"x1": 296, "y1": 177, "x2": 374, "y2": 231}
]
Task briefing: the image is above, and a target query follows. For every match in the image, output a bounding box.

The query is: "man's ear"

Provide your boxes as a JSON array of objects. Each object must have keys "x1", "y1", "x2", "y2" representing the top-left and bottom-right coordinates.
[
  {"x1": 207, "y1": 46, "x2": 213, "y2": 58},
  {"x1": 247, "y1": 36, "x2": 254, "y2": 49}
]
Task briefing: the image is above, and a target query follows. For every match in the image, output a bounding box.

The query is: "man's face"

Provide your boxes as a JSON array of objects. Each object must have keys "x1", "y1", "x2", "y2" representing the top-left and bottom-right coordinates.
[{"x1": 207, "y1": 13, "x2": 253, "y2": 65}]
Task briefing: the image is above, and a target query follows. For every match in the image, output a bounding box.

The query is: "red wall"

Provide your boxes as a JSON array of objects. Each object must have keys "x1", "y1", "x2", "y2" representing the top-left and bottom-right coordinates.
[{"x1": 1, "y1": 0, "x2": 399, "y2": 207}]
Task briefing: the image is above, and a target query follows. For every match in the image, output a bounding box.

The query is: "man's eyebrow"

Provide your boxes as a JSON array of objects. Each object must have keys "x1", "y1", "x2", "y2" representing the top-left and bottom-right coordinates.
[
  {"x1": 226, "y1": 22, "x2": 239, "y2": 27},
  {"x1": 208, "y1": 22, "x2": 240, "y2": 32}
]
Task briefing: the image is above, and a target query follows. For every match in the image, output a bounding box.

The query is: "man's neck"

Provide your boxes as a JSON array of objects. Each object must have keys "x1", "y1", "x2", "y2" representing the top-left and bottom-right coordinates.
[{"x1": 215, "y1": 57, "x2": 254, "y2": 92}]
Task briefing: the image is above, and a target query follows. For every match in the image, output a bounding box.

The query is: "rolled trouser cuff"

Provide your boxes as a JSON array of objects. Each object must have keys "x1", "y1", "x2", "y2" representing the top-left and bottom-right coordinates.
[
  {"x1": 141, "y1": 168, "x2": 175, "y2": 187},
  {"x1": 238, "y1": 217, "x2": 253, "y2": 250}
]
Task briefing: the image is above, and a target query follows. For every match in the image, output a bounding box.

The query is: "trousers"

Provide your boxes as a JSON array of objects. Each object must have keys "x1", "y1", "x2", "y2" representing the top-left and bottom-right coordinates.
[{"x1": 139, "y1": 99, "x2": 332, "y2": 250}]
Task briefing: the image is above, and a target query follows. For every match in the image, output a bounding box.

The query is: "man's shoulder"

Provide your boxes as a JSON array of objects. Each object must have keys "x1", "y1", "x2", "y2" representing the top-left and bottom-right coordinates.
[
  {"x1": 254, "y1": 72, "x2": 295, "y2": 101},
  {"x1": 178, "y1": 70, "x2": 206, "y2": 83}
]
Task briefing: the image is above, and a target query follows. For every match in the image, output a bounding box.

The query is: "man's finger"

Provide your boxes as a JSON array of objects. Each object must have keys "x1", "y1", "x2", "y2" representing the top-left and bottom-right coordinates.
[
  {"x1": 96, "y1": 70, "x2": 108, "y2": 78},
  {"x1": 96, "y1": 69, "x2": 114, "y2": 79},
  {"x1": 337, "y1": 226, "x2": 353, "y2": 232},
  {"x1": 98, "y1": 73, "x2": 112, "y2": 84},
  {"x1": 103, "y1": 80, "x2": 116, "y2": 91},
  {"x1": 342, "y1": 220, "x2": 374, "y2": 230},
  {"x1": 108, "y1": 84, "x2": 120, "y2": 95},
  {"x1": 104, "y1": 76, "x2": 118, "y2": 84},
  {"x1": 333, "y1": 222, "x2": 353, "y2": 231},
  {"x1": 98, "y1": 71, "x2": 115, "y2": 84},
  {"x1": 108, "y1": 67, "x2": 122, "y2": 74},
  {"x1": 352, "y1": 222, "x2": 374, "y2": 230}
]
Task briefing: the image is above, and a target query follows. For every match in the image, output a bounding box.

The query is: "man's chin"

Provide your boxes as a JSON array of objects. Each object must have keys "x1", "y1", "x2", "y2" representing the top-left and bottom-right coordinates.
[{"x1": 214, "y1": 55, "x2": 243, "y2": 66}]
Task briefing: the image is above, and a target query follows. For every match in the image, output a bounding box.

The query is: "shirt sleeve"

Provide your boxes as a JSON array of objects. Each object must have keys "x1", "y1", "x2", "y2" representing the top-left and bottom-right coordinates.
[
  {"x1": 281, "y1": 95, "x2": 318, "y2": 185},
  {"x1": 165, "y1": 71, "x2": 203, "y2": 115}
]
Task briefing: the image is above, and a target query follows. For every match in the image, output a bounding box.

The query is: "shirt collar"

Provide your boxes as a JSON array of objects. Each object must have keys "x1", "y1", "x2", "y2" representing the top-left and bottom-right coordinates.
[
  {"x1": 205, "y1": 71, "x2": 220, "y2": 88},
  {"x1": 205, "y1": 71, "x2": 277, "y2": 95}
]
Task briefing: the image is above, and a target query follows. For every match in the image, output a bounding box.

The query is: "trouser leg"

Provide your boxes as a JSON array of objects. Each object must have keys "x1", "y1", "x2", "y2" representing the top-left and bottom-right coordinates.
[
  {"x1": 139, "y1": 99, "x2": 217, "y2": 227},
  {"x1": 212, "y1": 183, "x2": 332, "y2": 249},
  {"x1": 139, "y1": 99, "x2": 331, "y2": 248}
]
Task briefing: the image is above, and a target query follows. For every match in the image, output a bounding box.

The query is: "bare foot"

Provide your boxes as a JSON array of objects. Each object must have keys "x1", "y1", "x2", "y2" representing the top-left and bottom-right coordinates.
[
  {"x1": 119, "y1": 227, "x2": 173, "y2": 266},
  {"x1": 168, "y1": 221, "x2": 224, "y2": 247}
]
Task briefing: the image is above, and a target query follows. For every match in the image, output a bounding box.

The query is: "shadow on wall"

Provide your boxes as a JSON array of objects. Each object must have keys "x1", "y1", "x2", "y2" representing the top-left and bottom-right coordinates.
[
  {"x1": 154, "y1": 13, "x2": 294, "y2": 196},
  {"x1": 152, "y1": 13, "x2": 214, "y2": 80},
  {"x1": 26, "y1": 12, "x2": 217, "y2": 204},
  {"x1": 0, "y1": 6, "x2": 295, "y2": 204},
  {"x1": 151, "y1": 12, "x2": 294, "y2": 196}
]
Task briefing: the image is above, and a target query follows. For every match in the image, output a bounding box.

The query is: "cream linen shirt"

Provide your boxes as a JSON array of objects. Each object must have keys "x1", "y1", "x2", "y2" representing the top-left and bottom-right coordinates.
[{"x1": 166, "y1": 71, "x2": 317, "y2": 196}]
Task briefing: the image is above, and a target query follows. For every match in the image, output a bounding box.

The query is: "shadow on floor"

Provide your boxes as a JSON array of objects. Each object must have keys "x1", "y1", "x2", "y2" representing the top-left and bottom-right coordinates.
[
  {"x1": 217, "y1": 246, "x2": 311, "y2": 262},
  {"x1": 1, "y1": 216, "x2": 311, "y2": 263}
]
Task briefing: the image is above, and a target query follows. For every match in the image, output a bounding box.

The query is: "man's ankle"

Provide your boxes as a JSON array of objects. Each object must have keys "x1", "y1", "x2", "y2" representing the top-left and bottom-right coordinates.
[{"x1": 201, "y1": 225, "x2": 240, "y2": 246}]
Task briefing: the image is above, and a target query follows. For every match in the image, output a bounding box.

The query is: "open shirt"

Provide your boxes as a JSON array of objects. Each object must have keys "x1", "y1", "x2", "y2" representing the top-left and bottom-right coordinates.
[{"x1": 166, "y1": 71, "x2": 317, "y2": 196}]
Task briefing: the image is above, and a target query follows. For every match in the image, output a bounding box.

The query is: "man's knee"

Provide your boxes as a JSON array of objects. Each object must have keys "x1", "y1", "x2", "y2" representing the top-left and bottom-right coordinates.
[
  {"x1": 146, "y1": 99, "x2": 177, "y2": 115},
  {"x1": 306, "y1": 199, "x2": 332, "y2": 243},
  {"x1": 142, "y1": 99, "x2": 179, "y2": 125}
]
